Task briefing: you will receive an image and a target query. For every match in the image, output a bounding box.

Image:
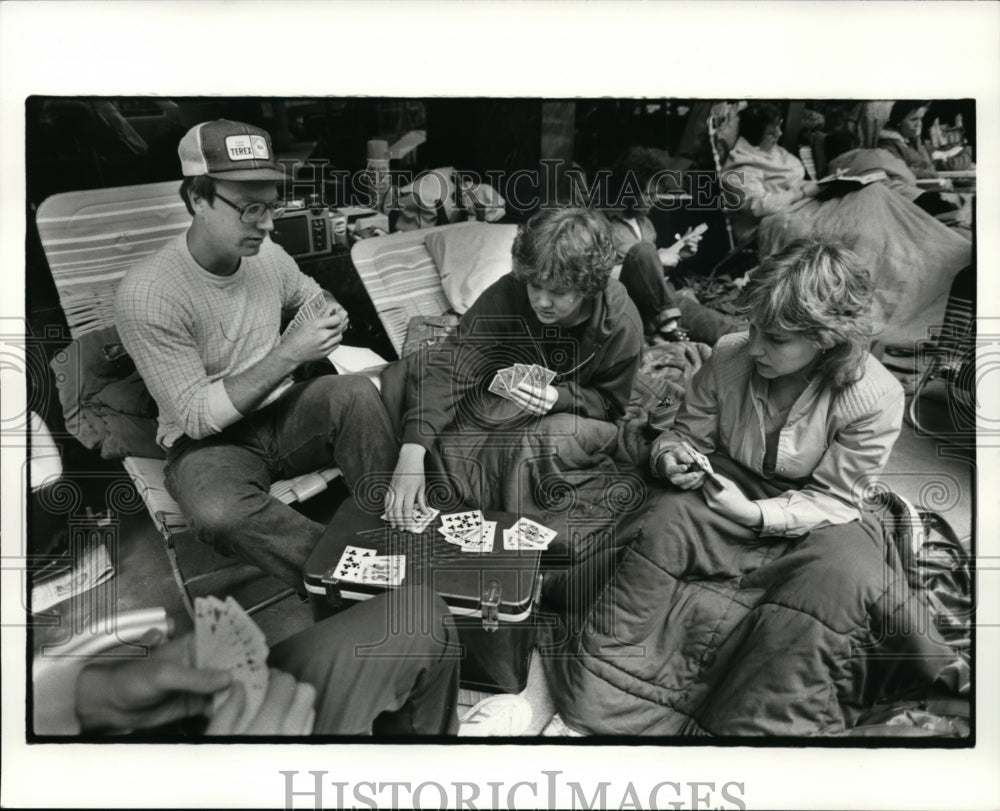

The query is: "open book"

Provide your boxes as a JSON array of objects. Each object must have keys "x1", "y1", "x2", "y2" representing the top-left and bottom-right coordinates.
[{"x1": 817, "y1": 168, "x2": 888, "y2": 187}]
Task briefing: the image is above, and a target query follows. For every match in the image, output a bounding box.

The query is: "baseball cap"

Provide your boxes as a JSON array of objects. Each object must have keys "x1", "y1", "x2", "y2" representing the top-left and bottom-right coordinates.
[{"x1": 178, "y1": 119, "x2": 289, "y2": 181}]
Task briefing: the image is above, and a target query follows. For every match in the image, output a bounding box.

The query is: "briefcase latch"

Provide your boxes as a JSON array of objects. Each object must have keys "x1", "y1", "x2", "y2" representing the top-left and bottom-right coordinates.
[
  {"x1": 321, "y1": 566, "x2": 344, "y2": 609},
  {"x1": 482, "y1": 579, "x2": 501, "y2": 632}
]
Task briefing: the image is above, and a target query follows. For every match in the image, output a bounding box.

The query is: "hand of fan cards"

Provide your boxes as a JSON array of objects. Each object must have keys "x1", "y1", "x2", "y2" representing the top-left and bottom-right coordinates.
[
  {"x1": 488, "y1": 362, "x2": 557, "y2": 401},
  {"x1": 194, "y1": 596, "x2": 270, "y2": 733},
  {"x1": 436, "y1": 510, "x2": 557, "y2": 553},
  {"x1": 280, "y1": 290, "x2": 347, "y2": 341}
]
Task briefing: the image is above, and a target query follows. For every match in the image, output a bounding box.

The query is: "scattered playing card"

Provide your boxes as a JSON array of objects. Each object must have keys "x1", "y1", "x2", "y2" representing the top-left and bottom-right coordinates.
[
  {"x1": 440, "y1": 510, "x2": 485, "y2": 536},
  {"x1": 332, "y1": 545, "x2": 377, "y2": 581},
  {"x1": 358, "y1": 554, "x2": 406, "y2": 586},
  {"x1": 457, "y1": 520, "x2": 497, "y2": 552},
  {"x1": 505, "y1": 517, "x2": 557, "y2": 550}
]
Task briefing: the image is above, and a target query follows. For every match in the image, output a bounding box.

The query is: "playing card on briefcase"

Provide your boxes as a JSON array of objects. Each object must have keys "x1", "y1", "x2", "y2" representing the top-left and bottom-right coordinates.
[{"x1": 304, "y1": 499, "x2": 545, "y2": 693}]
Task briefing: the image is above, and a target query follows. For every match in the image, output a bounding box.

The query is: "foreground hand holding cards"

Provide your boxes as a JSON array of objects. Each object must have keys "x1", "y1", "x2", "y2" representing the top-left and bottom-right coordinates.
[{"x1": 194, "y1": 596, "x2": 269, "y2": 732}]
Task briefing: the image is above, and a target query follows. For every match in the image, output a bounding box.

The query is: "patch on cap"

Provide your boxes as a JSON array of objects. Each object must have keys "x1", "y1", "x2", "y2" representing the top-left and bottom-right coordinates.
[
  {"x1": 225, "y1": 134, "x2": 271, "y2": 162},
  {"x1": 179, "y1": 118, "x2": 288, "y2": 180}
]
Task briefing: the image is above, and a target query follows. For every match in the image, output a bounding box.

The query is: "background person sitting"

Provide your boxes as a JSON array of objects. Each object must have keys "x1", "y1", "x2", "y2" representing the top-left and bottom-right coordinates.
[
  {"x1": 600, "y1": 147, "x2": 742, "y2": 346},
  {"x1": 722, "y1": 103, "x2": 971, "y2": 348},
  {"x1": 877, "y1": 100, "x2": 938, "y2": 179},
  {"x1": 601, "y1": 147, "x2": 704, "y2": 343},
  {"x1": 722, "y1": 103, "x2": 822, "y2": 243}
]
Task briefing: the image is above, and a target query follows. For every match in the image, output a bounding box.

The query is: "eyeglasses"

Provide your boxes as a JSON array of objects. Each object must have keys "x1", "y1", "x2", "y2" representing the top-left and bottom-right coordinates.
[{"x1": 214, "y1": 192, "x2": 287, "y2": 223}]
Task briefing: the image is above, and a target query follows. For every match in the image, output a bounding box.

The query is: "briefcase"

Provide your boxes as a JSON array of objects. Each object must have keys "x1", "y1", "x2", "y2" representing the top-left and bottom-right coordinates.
[{"x1": 303, "y1": 499, "x2": 544, "y2": 693}]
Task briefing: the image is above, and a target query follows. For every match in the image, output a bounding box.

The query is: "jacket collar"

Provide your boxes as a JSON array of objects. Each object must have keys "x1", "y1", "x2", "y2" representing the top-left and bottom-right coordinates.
[{"x1": 878, "y1": 127, "x2": 909, "y2": 145}]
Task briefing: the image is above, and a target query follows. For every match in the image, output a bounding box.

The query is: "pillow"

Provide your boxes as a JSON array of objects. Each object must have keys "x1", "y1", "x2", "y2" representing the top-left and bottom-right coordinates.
[
  {"x1": 425, "y1": 223, "x2": 518, "y2": 314},
  {"x1": 50, "y1": 325, "x2": 164, "y2": 460}
]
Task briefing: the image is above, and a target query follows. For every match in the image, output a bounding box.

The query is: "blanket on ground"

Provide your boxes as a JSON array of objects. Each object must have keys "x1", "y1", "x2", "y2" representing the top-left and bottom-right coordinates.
[
  {"x1": 379, "y1": 341, "x2": 709, "y2": 561},
  {"x1": 543, "y1": 454, "x2": 962, "y2": 737}
]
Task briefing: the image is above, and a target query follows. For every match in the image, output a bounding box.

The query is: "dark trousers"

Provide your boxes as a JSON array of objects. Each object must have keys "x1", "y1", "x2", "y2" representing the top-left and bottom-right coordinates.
[
  {"x1": 616, "y1": 241, "x2": 679, "y2": 335},
  {"x1": 269, "y1": 586, "x2": 460, "y2": 735},
  {"x1": 618, "y1": 241, "x2": 745, "y2": 345},
  {"x1": 166, "y1": 375, "x2": 400, "y2": 590}
]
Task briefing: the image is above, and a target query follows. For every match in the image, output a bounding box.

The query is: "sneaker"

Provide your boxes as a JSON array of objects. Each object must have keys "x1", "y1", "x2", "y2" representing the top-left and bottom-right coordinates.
[
  {"x1": 458, "y1": 694, "x2": 533, "y2": 737},
  {"x1": 541, "y1": 713, "x2": 584, "y2": 737}
]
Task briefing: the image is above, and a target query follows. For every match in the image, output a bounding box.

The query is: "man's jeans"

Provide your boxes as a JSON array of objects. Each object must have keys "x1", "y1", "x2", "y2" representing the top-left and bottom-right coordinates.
[{"x1": 165, "y1": 375, "x2": 399, "y2": 590}]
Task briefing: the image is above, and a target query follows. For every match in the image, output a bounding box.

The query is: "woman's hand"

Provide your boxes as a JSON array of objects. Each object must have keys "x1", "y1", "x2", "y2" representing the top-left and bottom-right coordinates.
[
  {"x1": 655, "y1": 446, "x2": 707, "y2": 490},
  {"x1": 206, "y1": 669, "x2": 316, "y2": 736},
  {"x1": 74, "y1": 631, "x2": 232, "y2": 733},
  {"x1": 510, "y1": 382, "x2": 558, "y2": 416},
  {"x1": 385, "y1": 443, "x2": 427, "y2": 531},
  {"x1": 702, "y1": 474, "x2": 763, "y2": 527}
]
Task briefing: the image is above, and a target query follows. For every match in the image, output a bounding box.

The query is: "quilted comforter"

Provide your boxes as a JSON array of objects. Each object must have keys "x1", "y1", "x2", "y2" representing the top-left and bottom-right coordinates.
[{"x1": 543, "y1": 453, "x2": 965, "y2": 736}]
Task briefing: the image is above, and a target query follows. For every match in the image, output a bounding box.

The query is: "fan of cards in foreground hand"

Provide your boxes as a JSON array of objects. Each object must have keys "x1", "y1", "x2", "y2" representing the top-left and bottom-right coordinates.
[
  {"x1": 436, "y1": 510, "x2": 557, "y2": 553},
  {"x1": 194, "y1": 596, "x2": 269, "y2": 732},
  {"x1": 488, "y1": 363, "x2": 557, "y2": 401}
]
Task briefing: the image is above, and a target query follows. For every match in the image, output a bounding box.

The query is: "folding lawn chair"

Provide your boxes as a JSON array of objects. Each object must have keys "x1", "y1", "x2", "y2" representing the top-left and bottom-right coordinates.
[{"x1": 36, "y1": 180, "x2": 342, "y2": 616}]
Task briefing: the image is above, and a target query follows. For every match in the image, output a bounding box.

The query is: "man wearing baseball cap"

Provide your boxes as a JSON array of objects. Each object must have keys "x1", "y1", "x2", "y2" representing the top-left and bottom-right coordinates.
[{"x1": 115, "y1": 120, "x2": 400, "y2": 591}]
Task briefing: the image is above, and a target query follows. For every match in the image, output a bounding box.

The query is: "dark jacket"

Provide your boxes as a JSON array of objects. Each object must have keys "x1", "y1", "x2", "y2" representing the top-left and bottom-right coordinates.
[{"x1": 400, "y1": 273, "x2": 643, "y2": 449}]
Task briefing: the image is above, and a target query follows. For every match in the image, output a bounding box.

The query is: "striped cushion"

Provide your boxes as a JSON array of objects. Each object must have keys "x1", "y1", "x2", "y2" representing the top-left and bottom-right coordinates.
[
  {"x1": 36, "y1": 181, "x2": 190, "y2": 339},
  {"x1": 350, "y1": 224, "x2": 460, "y2": 355},
  {"x1": 37, "y1": 182, "x2": 341, "y2": 539}
]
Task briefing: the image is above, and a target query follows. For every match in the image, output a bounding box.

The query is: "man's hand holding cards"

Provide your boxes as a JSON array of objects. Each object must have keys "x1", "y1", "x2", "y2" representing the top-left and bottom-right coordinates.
[{"x1": 280, "y1": 291, "x2": 349, "y2": 363}]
